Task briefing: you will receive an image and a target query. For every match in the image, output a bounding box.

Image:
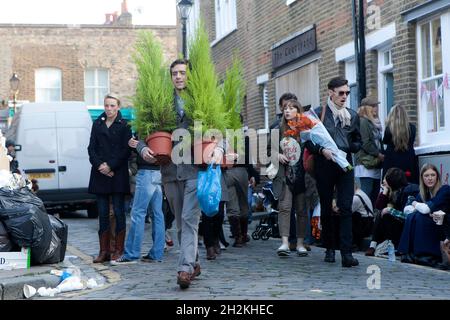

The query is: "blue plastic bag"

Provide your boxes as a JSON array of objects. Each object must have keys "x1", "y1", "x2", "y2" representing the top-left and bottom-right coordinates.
[{"x1": 197, "y1": 164, "x2": 222, "y2": 216}]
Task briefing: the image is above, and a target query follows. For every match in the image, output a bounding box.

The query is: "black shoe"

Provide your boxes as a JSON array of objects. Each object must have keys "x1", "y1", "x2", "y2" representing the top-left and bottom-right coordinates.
[
  {"x1": 324, "y1": 249, "x2": 335, "y2": 263},
  {"x1": 341, "y1": 254, "x2": 359, "y2": 267}
]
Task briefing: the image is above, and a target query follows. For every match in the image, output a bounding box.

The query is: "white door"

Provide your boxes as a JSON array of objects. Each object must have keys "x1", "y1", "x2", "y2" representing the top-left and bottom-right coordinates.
[
  {"x1": 55, "y1": 111, "x2": 92, "y2": 190},
  {"x1": 17, "y1": 113, "x2": 59, "y2": 190}
]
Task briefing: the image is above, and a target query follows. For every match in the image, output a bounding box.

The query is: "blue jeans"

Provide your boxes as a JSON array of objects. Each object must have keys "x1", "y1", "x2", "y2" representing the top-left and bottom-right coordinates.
[
  {"x1": 359, "y1": 177, "x2": 380, "y2": 206},
  {"x1": 247, "y1": 186, "x2": 254, "y2": 223},
  {"x1": 97, "y1": 193, "x2": 126, "y2": 234},
  {"x1": 123, "y1": 170, "x2": 165, "y2": 261}
]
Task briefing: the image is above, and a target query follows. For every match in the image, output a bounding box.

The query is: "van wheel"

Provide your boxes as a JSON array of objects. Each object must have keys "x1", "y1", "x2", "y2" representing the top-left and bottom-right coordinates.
[{"x1": 87, "y1": 204, "x2": 98, "y2": 219}]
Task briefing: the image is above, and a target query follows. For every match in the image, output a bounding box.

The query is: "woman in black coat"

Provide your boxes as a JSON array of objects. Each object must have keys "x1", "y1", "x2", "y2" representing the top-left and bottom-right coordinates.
[
  {"x1": 382, "y1": 104, "x2": 419, "y2": 184},
  {"x1": 88, "y1": 94, "x2": 132, "y2": 263}
]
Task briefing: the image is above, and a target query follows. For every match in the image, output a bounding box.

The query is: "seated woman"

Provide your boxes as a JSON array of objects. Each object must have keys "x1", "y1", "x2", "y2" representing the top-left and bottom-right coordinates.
[
  {"x1": 365, "y1": 168, "x2": 419, "y2": 256},
  {"x1": 352, "y1": 186, "x2": 374, "y2": 251},
  {"x1": 398, "y1": 164, "x2": 450, "y2": 267}
]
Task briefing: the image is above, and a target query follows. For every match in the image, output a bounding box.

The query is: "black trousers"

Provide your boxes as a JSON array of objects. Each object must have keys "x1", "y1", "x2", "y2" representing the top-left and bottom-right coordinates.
[
  {"x1": 371, "y1": 213, "x2": 404, "y2": 248},
  {"x1": 314, "y1": 158, "x2": 354, "y2": 254},
  {"x1": 352, "y1": 214, "x2": 374, "y2": 248},
  {"x1": 201, "y1": 202, "x2": 226, "y2": 248}
]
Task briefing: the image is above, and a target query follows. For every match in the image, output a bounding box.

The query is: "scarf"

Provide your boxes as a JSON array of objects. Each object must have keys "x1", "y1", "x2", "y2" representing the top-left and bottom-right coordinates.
[{"x1": 327, "y1": 97, "x2": 351, "y2": 128}]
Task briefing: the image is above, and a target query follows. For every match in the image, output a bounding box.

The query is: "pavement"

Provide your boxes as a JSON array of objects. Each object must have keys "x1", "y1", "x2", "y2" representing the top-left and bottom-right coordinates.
[{"x1": 1, "y1": 210, "x2": 450, "y2": 300}]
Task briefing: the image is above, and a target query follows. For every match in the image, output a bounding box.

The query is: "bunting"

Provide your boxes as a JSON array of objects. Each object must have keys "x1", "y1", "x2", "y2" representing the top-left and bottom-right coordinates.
[{"x1": 420, "y1": 73, "x2": 449, "y2": 107}]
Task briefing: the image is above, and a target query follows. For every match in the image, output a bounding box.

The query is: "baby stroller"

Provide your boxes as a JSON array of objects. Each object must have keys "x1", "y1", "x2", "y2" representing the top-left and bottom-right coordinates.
[{"x1": 251, "y1": 181, "x2": 280, "y2": 241}]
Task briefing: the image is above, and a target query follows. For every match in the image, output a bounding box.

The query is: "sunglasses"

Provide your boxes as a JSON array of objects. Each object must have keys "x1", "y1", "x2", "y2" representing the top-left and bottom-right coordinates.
[{"x1": 335, "y1": 90, "x2": 350, "y2": 97}]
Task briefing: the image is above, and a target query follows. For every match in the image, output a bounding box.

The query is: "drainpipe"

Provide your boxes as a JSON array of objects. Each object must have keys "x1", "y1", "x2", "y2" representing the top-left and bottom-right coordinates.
[
  {"x1": 358, "y1": 0, "x2": 367, "y2": 100},
  {"x1": 351, "y1": 0, "x2": 360, "y2": 104}
]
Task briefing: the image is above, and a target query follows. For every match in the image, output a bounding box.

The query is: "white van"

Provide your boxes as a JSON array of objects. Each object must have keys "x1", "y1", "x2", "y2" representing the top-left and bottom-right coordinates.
[{"x1": 7, "y1": 102, "x2": 97, "y2": 218}]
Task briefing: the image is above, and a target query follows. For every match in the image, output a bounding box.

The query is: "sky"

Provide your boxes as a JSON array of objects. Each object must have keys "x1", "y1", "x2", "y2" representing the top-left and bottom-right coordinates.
[{"x1": 0, "y1": 0, "x2": 176, "y2": 25}]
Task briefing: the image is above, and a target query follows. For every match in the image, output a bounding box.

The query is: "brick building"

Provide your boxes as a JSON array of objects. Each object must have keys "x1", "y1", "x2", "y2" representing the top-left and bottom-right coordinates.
[
  {"x1": 189, "y1": 0, "x2": 450, "y2": 174},
  {"x1": 0, "y1": 2, "x2": 177, "y2": 130}
]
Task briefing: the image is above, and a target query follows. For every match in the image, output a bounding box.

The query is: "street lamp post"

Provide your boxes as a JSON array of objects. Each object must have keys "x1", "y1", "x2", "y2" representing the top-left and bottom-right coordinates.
[
  {"x1": 8, "y1": 73, "x2": 20, "y2": 127},
  {"x1": 177, "y1": 0, "x2": 193, "y2": 59},
  {"x1": 9, "y1": 73, "x2": 20, "y2": 114}
]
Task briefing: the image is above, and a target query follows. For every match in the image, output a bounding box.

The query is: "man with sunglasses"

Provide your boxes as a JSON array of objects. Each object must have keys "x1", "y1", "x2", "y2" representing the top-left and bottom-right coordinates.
[{"x1": 305, "y1": 77, "x2": 362, "y2": 268}]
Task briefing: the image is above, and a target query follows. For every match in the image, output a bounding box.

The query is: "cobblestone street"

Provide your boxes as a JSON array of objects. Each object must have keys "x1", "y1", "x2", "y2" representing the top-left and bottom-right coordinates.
[{"x1": 46, "y1": 212, "x2": 450, "y2": 300}]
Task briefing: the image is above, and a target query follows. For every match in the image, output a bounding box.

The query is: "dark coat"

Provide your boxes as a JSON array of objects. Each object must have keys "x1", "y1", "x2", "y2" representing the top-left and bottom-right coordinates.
[
  {"x1": 87, "y1": 111, "x2": 132, "y2": 194},
  {"x1": 398, "y1": 185, "x2": 450, "y2": 258},
  {"x1": 305, "y1": 105, "x2": 362, "y2": 159},
  {"x1": 382, "y1": 123, "x2": 419, "y2": 183}
]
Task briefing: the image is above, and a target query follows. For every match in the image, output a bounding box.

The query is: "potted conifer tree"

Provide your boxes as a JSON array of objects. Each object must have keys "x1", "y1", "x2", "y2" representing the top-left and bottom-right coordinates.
[
  {"x1": 132, "y1": 31, "x2": 177, "y2": 164},
  {"x1": 182, "y1": 21, "x2": 229, "y2": 164},
  {"x1": 221, "y1": 56, "x2": 246, "y2": 167}
]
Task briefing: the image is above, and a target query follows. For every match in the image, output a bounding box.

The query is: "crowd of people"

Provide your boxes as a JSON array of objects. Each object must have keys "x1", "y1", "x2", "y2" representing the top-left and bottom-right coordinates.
[{"x1": 86, "y1": 60, "x2": 450, "y2": 290}]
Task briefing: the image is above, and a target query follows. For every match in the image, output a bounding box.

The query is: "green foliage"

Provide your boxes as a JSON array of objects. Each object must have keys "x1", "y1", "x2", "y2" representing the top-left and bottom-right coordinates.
[
  {"x1": 222, "y1": 55, "x2": 245, "y2": 130},
  {"x1": 132, "y1": 31, "x2": 176, "y2": 137},
  {"x1": 182, "y1": 21, "x2": 228, "y2": 134},
  {"x1": 222, "y1": 55, "x2": 246, "y2": 154}
]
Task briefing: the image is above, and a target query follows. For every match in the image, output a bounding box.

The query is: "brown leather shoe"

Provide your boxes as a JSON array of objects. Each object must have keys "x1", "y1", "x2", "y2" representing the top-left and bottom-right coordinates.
[
  {"x1": 177, "y1": 272, "x2": 191, "y2": 289},
  {"x1": 190, "y1": 264, "x2": 201, "y2": 281},
  {"x1": 365, "y1": 247, "x2": 375, "y2": 256}
]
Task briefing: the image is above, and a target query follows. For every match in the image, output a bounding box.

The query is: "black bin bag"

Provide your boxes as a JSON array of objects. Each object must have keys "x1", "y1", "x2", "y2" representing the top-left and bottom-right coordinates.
[
  {"x1": 0, "y1": 221, "x2": 12, "y2": 252},
  {"x1": 49, "y1": 215, "x2": 68, "y2": 262},
  {"x1": 0, "y1": 188, "x2": 53, "y2": 265}
]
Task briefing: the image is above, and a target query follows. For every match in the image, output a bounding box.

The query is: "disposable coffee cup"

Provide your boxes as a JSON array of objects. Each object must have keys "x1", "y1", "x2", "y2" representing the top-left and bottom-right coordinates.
[
  {"x1": 23, "y1": 284, "x2": 36, "y2": 299},
  {"x1": 433, "y1": 211, "x2": 446, "y2": 225}
]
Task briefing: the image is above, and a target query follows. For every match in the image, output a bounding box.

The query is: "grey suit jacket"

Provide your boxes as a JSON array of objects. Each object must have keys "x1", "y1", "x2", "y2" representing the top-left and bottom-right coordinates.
[{"x1": 161, "y1": 93, "x2": 198, "y2": 183}]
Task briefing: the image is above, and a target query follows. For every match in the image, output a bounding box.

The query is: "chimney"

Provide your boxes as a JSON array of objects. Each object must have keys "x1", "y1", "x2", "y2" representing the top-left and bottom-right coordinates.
[
  {"x1": 117, "y1": 0, "x2": 132, "y2": 26},
  {"x1": 121, "y1": 0, "x2": 128, "y2": 14},
  {"x1": 104, "y1": 12, "x2": 118, "y2": 25}
]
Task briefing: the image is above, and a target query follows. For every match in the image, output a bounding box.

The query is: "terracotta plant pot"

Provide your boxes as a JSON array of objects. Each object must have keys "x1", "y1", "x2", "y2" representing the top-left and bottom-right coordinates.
[
  {"x1": 221, "y1": 151, "x2": 236, "y2": 169},
  {"x1": 145, "y1": 131, "x2": 172, "y2": 164},
  {"x1": 193, "y1": 139, "x2": 217, "y2": 166}
]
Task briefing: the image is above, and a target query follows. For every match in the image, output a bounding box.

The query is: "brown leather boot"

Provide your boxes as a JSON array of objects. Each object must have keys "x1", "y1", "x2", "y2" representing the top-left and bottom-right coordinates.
[
  {"x1": 229, "y1": 217, "x2": 243, "y2": 247},
  {"x1": 206, "y1": 246, "x2": 216, "y2": 260},
  {"x1": 111, "y1": 230, "x2": 126, "y2": 261},
  {"x1": 214, "y1": 239, "x2": 221, "y2": 255},
  {"x1": 240, "y1": 217, "x2": 249, "y2": 244},
  {"x1": 93, "y1": 231, "x2": 111, "y2": 263}
]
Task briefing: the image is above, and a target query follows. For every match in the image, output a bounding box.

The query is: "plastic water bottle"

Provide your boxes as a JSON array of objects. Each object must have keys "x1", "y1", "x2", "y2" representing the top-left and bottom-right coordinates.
[{"x1": 387, "y1": 240, "x2": 396, "y2": 262}]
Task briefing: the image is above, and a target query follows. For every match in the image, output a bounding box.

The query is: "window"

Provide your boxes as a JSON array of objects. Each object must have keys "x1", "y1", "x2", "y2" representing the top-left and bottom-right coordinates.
[
  {"x1": 85, "y1": 68, "x2": 109, "y2": 106},
  {"x1": 419, "y1": 17, "x2": 444, "y2": 134},
  {"x1": 187, "y1": 0, "x2": 200, "y2": 45},
  {"x1": 275, "y1": 62, "x2": 320, "y2": 115},
  {"x1": 35, "y1": 68, "x2": 62, "y2": 102},
  {"x1": 215, "y1": 0, "x2": 237, "y2": 41},
  {"x1": 345, "y1": 60, "x2": 358, "y2": 111},
  {"x1": 378, "y1": 48, "x2": 394, "y2": 123}
]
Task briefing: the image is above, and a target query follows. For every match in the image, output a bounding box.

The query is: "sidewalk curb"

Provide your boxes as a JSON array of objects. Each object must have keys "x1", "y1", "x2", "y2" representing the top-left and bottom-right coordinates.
[{"x1": 1, "y1": 274, "x2": 60, "y2": 300}]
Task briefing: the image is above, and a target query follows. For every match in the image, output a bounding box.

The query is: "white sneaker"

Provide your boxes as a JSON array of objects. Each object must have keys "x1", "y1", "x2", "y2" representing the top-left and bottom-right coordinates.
[
  {"x1": 296, "y1": 246, "x2": 308, "y2": 257},
  {"x1": 277, "y1": 244, "x2": 290, "y2": 257}
]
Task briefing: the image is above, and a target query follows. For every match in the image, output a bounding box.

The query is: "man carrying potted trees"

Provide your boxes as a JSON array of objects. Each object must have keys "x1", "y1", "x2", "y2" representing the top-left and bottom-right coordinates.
[
  {"x1": 112, "y1": 31, "x2": 175, "y2": 265},
  {"x1": 149, "y1": 58, "x2": 224, "y2": 289}
]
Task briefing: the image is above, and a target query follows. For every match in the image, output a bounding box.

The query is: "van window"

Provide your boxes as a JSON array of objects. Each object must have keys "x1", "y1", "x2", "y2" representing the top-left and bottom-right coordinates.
[{"x1": 23, "y1": 129, "x2": 57, "y2": 157}]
